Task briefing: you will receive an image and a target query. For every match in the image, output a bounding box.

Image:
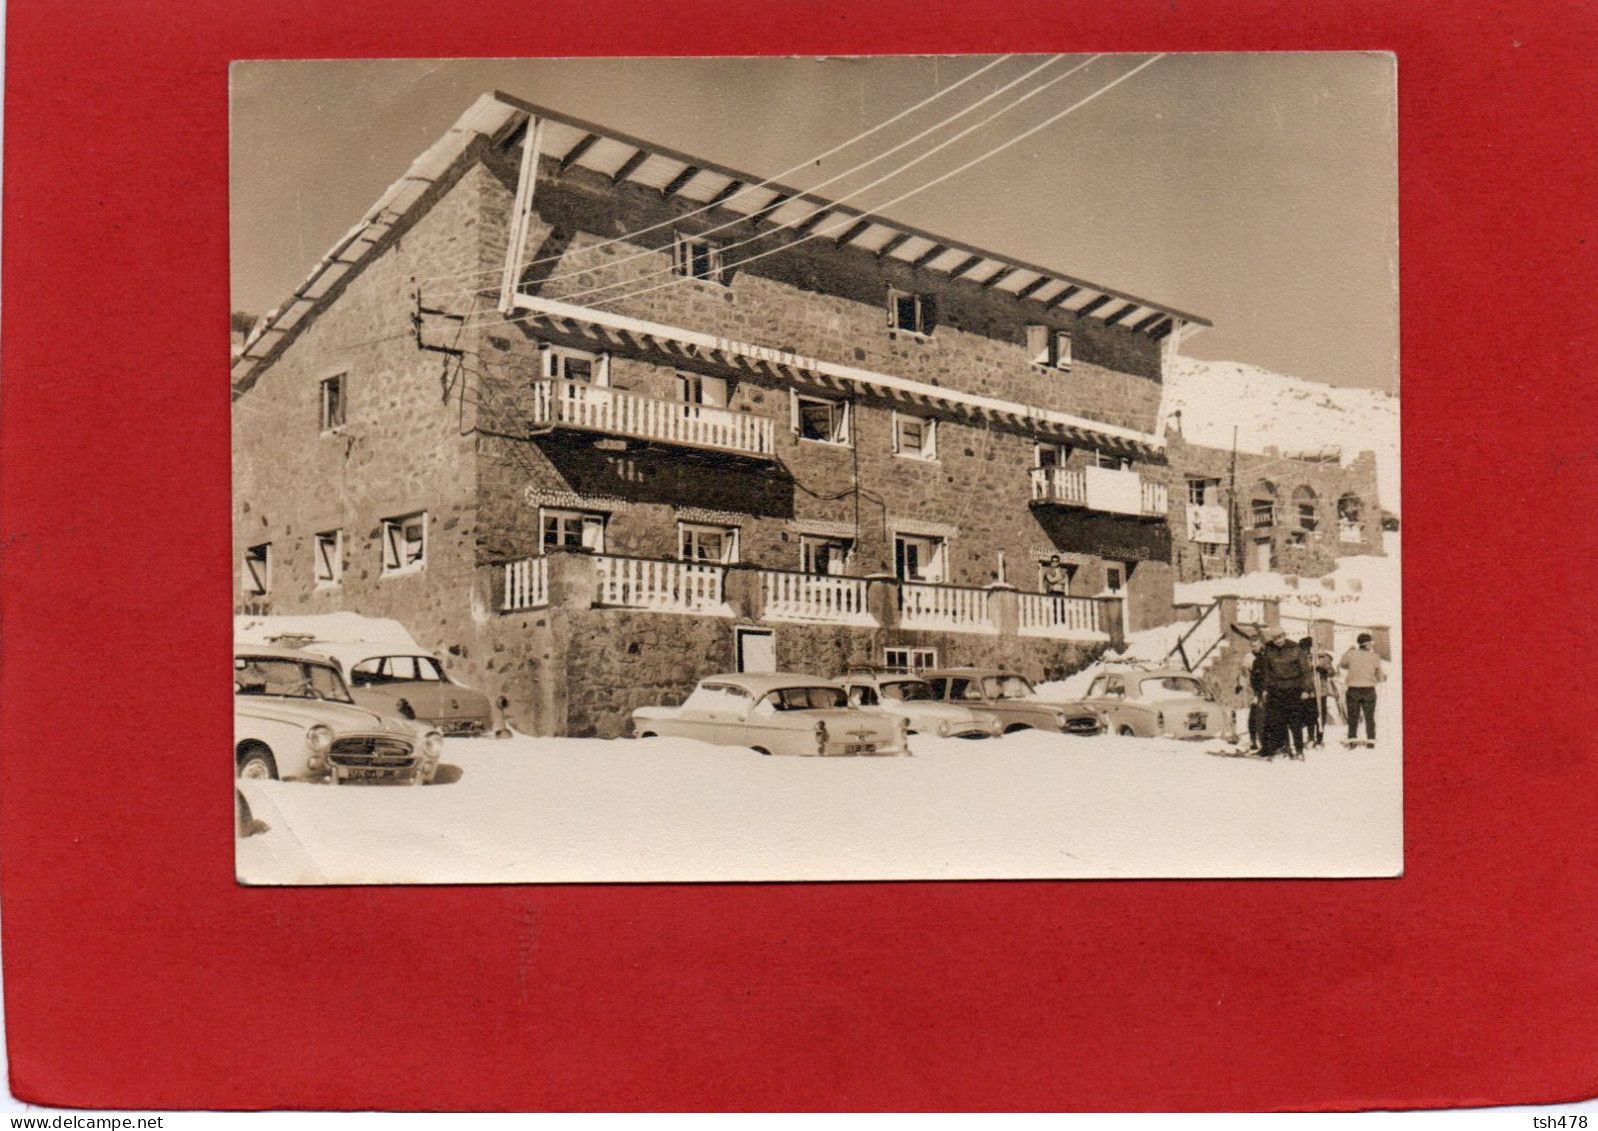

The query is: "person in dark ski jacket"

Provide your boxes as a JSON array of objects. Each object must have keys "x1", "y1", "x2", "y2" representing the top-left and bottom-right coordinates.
[{"x1": 1258, "y1": 627, "x2": 1313, "y2": 759}]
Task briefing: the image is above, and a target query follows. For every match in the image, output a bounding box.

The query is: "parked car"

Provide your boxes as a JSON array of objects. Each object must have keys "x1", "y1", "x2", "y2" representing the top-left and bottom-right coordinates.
[
  {"x1": 234, "y1": 645, "x2": 443, "y2": 784},
  {"x1": 632, "y1": 673, "x2": 909, "y2": 756},
  {"x1": 1056, "y1": 666, "x2": 1237, "y2": 741},
  {"x1": 837, "y1": 669, "x2": 1002, "y2": 738},
  {"x1": 276, "y1": 640, "x2": 497, "y2": 737},
  {"x1": 921, "y1": 668, "x2": 1103, "y2": 735}
]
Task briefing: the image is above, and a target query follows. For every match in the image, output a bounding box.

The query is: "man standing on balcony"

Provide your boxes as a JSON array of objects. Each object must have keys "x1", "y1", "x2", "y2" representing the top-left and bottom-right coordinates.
[
  {"x1": 1041, "y1": 555, "x2": 1071, "y2": 595},
  {"x1": 1339, "y1": 633, "x2": 1385, "y2": 747}
]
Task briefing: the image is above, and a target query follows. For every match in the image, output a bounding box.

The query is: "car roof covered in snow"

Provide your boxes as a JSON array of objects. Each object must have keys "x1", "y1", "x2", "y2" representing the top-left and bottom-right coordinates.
[
  {"x1": 234, "y1": 642, "x2": 339, "y2": 665},
  {"x1": 921, "y1": 667, "x2": 1028, "y2": 679},
  {"x1": 694, "y1": 673, "x2": 849, "y2": 696},
  {"x1": 279, "y1": 641, "x2": 437, "y2": 673}
]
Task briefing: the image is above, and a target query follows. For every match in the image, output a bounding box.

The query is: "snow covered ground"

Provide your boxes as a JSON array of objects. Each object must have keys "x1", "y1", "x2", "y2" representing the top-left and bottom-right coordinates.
[{"x1": 237, "y1": 674, "x2": 1401, "y2": 885}]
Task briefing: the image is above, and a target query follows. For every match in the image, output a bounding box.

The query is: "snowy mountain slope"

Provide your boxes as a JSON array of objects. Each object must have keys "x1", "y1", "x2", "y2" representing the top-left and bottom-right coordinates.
[{"x1": 1163, "y1": 356, "x2": 1401, "y2": 514}]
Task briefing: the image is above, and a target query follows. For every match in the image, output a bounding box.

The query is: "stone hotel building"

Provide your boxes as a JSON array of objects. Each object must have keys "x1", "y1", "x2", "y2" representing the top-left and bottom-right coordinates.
[{"x1": 232, "y1": 92, "x2": 1380, "y2": 737}]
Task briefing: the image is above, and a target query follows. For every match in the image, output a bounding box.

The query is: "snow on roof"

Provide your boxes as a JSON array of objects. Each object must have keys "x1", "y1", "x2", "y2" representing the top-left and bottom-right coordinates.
[{"x1": 234, "y1": 613, "x2": 423, "y2": 653}]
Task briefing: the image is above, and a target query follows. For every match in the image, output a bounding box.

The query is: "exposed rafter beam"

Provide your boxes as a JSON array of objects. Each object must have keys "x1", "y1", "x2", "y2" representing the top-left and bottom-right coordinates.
[
  {"x1": 611, "y1": 149, "x2": 649, "y2": 184},
  {"x1": 1014, "y1": 277, "x2": 1051, "y2": 300},
  {"x1": 559, "y1": 133, "x2": 599, "y2": 171},
  {"x1": 877, "y1": 232, "x2": 912, "y2": 258},
  {"x1": 1103, "y1": 303, "x2": 1138, "y2": 326},
  {"x1": 913, "y1": 244, "x2": 949, "y2": 269},
  {"x1": 794, "y1": 209, "x2": 835, "y2": 237},
  {"x1": 661, "y1": 166, "x2": 701, "y2": 198},
  {"x1": 750, "y1": 193, "x2": 792, "y2": 226},
  {"x1": 946, "y1": 255, "x2": 985, "y2": 280},
  {"x1": 1131, "y1": 312, "x2": 1165, "y2": 334},
  {"x1": 1076, "y1": 294, "x2": 1114, "y2": 318},
  {"x1": 981, "y1": 267, "x2": 1015, "y2": 289},
  {"x1": 1149, "y1": 319, "x2": 1176, "y2": 340},
  {"x1": 705, "y1": 179, "x2": 745, "y2": 209},
  {"x1": 1045, "y1": 285, "x2": 1082, "y2": 309},
  {"x1": 833, "y1": 218, "x2": 873, "y2": 246}
]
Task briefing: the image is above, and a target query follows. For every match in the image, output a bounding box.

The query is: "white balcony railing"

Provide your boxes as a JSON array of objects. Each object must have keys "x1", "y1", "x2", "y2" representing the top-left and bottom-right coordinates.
[
  {"x1": 528, "y1": 380, "x2": 775, "y2": 458},
  {"x1": 1030, "y1": 466, "x2": 1166, "y2": 517},
  {"x1": 1017, "y1": 593, "x2": 1106, "y2": 639},
  {"x1": 595, "y1": 555, "x2": 729, "y2": 615},
  {"x1": 501, "y1": 557, "x2": 549, "y2": 611},
  {"x1": 761, "y1": 571, "x2": 874, "y2": 626},
  {"x1": 898, "y1": 582, "x2": 996, "y2": 634}
]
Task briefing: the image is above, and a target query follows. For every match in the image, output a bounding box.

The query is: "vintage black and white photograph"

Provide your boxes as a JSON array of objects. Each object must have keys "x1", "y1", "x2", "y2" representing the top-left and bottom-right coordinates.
[{"x1": 230, "y1": 54, "x2": 1400, "y2": 883}]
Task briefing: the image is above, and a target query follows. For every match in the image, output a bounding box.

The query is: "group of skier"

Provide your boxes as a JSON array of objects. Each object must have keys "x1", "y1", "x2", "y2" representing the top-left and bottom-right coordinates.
[{"x1": 1238, "y1": 627, "x2": 1385, "y2": 760}]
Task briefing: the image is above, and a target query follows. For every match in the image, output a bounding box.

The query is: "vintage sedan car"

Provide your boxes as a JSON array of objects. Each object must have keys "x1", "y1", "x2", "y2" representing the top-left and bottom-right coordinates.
[
  {"x1": 1058, "y1": 666, "x2": 1237, "y2": 741},
  {"x1": 921, "y1": 668, "x2": 1104, "y2": 735},
  {"x1": 277, "y1": 641, "x2": 496, "y2": 737},
  {"x1": 837, "y1": 669, "x2": 1002, "y2": 738},
  {"x1": 234, "y1": 645, "x2": 443, "y2": 784},
  {"x1": 631, "y1": 673, "x2": 909, "y2": 756}
]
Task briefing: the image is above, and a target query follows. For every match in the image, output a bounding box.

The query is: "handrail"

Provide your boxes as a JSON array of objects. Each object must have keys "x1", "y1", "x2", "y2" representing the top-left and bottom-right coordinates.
[{"x1": 1166, "y1": 600, "x2": 1223, "y2": 672}]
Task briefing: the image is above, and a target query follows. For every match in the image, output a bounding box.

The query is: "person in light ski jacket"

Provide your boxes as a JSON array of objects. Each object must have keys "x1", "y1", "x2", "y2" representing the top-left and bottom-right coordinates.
[{"x1": 1339, "y1": 633, "x2": 1385, "y2": 746}]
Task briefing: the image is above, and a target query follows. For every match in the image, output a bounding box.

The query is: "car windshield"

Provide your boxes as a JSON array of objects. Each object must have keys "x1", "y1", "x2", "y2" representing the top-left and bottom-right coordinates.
[
  {"x1": 1137, "y1": 676, "x2": 1209, "y2": 701},
  {"x1": 350, "y1": 655, "x2": 445, "y2": 687},
  {"x1": 762, "y1": 686, "x2": 848, "y2": 711},
  {"x1": 983, "y1": 675, "x2": 1036, "y2": 700},
  {"x1": 235, "y1": 656, "x2": 354, "y2": 704},
  {"x1": 879, "y1": 680, "x2": 936, "y2": 702}
]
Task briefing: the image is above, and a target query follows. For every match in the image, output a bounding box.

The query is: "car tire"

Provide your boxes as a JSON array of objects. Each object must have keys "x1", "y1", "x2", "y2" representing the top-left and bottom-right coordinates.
[
  {"x1": 1117, "y1": 725, "x2": 1136, "y2": 737},
  {"x1": 1004, "y1": 724, "x2": 1031, "y2": 735},
  {"x1": 751, "y1": 747, "x2": 773, "y2": 756},
  {"x1": 638, "y1": 732, "x2": 657, "y2": 739},
  {"x1": 236, "y1": 745, "x2": 278, "y2": 781}
]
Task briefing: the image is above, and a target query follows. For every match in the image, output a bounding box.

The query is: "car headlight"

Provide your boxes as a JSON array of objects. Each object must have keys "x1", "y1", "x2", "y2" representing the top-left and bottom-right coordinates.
[
  {"x1": 937, "y1": 720, "x2": 951, "y2": 737},
  {"x1": 423, "y1": 731, "x2": 443, "y2": 759},
  {"x1": 1053, "y1": 711, "x2": 1068, "y2": 727},
  {"x1": 306, "y1": 725, "x2": 333, "y2": 754}
]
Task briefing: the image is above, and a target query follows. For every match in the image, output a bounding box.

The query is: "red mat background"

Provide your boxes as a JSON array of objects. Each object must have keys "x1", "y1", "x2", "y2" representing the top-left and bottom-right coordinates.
[{"x1": 4, "y1": 0, "x2": 1596, "y2": 1112}]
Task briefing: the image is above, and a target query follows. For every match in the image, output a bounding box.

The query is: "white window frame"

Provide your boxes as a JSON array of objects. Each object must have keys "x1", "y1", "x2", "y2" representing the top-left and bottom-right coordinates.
[
  {"x1": 678, "y1": 522, "x2": 740, "y2": 565},
  {"x1": 887, "y1": 288, "x2": 931, "y2": 337},
  {"x1": 319, "y1": 374, "x2": 346, "y2": 433},
  {"x1": 799, "y1": 534, "x2": 854, "y2": 576},
  {"x1": 1187, "y1": 477, "x2": 1222, "y2": 507},
  {"x1": 380, "y1": 512, "x2": 427, "y2": 576},
  {"x1": 676, "y1": 372, "x2": 728, "y2": 410},
  {"x1": 540, "y1": 343, "x2": 610, "y2": 386},
  {"x1": 891, "y1": 411, "x2": 937, "y2": 461},
  {"x1": 242, "y1": 543, "x2": 271, "y2": 596},
  {"x1": 1093, "y1": 449, "x2": 1132, "y2": 471},
  {"x1": 790, "y1": 390, "x2": 852, "y2": 446},
  {"x1": 313, "y1": 530, "x2": 342, "y2": 587},
  {"x1": 1026, "y1": 325, "x2": 1072, "y2": 370},
  {"x1": 539, "y1": 508, "x2": 606, "y2": 554},
  {"x1": 883, "y1": 646, "x2": 938, "y2": 672},
  {"x1": 894, "y1": 532, "x2": 947, "y2": 584},
  {"x1": 1035, "y1": 442, "x2": 1068, "y2": 469},
  {"x1": 672, "y1": 233, "x2": 728, "y2": 285}
]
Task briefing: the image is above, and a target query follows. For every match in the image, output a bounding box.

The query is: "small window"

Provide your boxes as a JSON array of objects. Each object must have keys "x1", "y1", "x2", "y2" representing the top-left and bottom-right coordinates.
[
  {"x1": 1035, "y1": 443, "x2": 1068, "y2": 469},
  {"x1": 1026, "y1": 325, "x2": 1072, "y2": 369},
  {"x1": 541, "y1": 509, "x2": 605, "y2": 554},
  {"x1": 790, "y1": 391, "x2": 851, "y2": 445},
  {"x1": 1093, "y1": 450, "x2": 1131, "y2": 471},
  {"x1": 884, "y1": 646, "x2": 938, "y2": 672},
  {"x1": 242, "y1": 543, "x2": 271, "y2": 596},
  {"x1": 313, "y1": 530, "x2": 342, "y2": 587},
  {"x1": 679, "y1": 522, "x2": 739, "y2": 565},
  {"x1": 799, "y1": 535, "x2": 853, "y2": 576},
  {"x1": 676, "y1": 373, "x2": 728, "y2": 412},
  {"x1": 319, "y1": 375, "x2": 346, "y2": 432},
  {"x1": 540, "y1": 343, "x2": 609, "y2": 386},
  {"x1": 1297, "y1": 503, "x2": 1319, "y2": 532},
  {"x1": 381, "y1": 512, "x2": 427, "y2": 574},
  {"x1": 894, "y1": 533, "x2": 946, "y2": 583},
  {"x1": 1187, "y1": 477, "x2": 1222, "y2": 507},
  {"x1": 887, "y1": 289, "x2": 932, "y2": 336},
  {"x1": 673, "y1": 234, "x2": 727, "y2": 284},
  {"x1": 892, "y1": 412, "x2": 937, "y2": 460}
]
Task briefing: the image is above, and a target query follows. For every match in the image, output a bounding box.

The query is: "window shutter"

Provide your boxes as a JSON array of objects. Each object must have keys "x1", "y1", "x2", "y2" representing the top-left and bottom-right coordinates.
[
  {"x1": 925, "y1": 418, "x2": 937, "y2": 460},
  {"x1": 1055, "y1": 331, "x2": 1072, "y2": 369},
  {"x1": 890, "y1": 411, "x2": 901, "y2": 453},
  {"x1": 595, "y1": 352, "x2": 611, "y2": 387},
  {"x1": 919, "y1": 295, "x2": 938, "y2": 335},
  {"x1": 838, "y1": 401, "x2": 852, "y2": 445},
  {"x1": 702, "y1": 375, "x2": 727, "y2": 407},
  {"x1": 538, "y1": 344, "x2": 554, "y2": 380},
  {"x1": 672, "y1": 235, "x2": 685, "y2": 278},
  {"x1": 1027, "y1": 324, "x2": 1049, "y2": 366},
  {"x1": 886, "y1": 289, "x2": 898, "y2": 329},
  {"x1": 581, "y1": 515, "x2": 604, "y2": 552},
  {"x1": 789, "y1": 387, "x2": 800, "y2": 434}
]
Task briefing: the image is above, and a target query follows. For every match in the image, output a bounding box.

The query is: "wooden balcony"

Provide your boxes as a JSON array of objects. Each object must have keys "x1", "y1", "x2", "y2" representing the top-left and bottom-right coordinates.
[
  {"x1": 528, "y1": 380, "x2": 775, "y2": 459},
  {"x1": 1030, "y1": 466, "x2": 1168, "y2": 519}
]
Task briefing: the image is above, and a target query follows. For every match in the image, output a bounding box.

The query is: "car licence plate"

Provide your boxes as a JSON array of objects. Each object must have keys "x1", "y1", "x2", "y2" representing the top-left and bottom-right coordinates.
[
  {"x1": 341, "y1": 767, "x2": 408, "y2": 783},
  {"x1": 844, "y1": 743, "x2": 875, "y2": 754},
  {"x1": 1187, "y1": 713, "x2": 1208, "y2": 731}
]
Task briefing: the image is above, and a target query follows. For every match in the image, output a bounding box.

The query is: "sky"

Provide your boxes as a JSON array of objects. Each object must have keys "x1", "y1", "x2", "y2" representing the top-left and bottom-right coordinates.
[{"x1": 231, "y1": 54, "x2": 1398, "y2": 393}]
